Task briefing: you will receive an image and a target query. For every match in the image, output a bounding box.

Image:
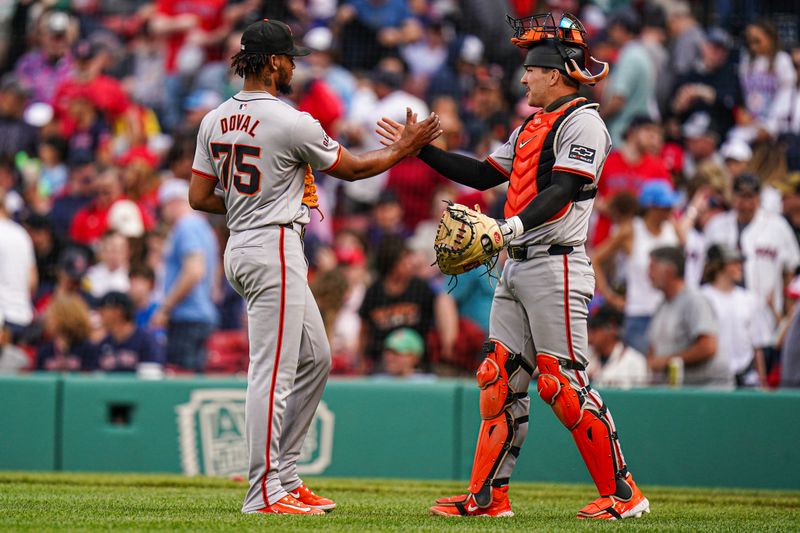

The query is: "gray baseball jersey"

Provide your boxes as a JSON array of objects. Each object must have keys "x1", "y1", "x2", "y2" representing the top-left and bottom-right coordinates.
[
  {"x1": 193, "y1": 90, "x2": 335, "y2": 512},
  {"x1": 192, "y1": 91, "x2": 342, "y2": 232},
  {"x1": 487, "y1": 106, "x2": 612, "y2": 246}
]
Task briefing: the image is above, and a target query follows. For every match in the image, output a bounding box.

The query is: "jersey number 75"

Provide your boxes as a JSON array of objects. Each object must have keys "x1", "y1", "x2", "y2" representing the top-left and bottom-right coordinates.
[{"x1": 210, "y1": 143, "x2": 261, "y2": 196}]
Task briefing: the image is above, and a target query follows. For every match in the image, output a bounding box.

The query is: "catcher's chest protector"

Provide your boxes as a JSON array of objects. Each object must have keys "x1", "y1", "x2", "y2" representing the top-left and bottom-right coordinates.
[{"x1": 505, "y1": 98, "x2": 593, "y2": 218}]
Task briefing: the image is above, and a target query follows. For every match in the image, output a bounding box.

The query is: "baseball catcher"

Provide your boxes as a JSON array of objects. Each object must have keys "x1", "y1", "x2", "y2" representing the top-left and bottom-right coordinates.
[{"x1": 378, "y1": 12, "x2": 649, "y2": 521}]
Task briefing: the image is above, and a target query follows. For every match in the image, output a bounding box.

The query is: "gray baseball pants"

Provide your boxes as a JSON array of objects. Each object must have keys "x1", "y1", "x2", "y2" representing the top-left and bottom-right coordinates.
[
  {"x1": 486, "y1": 244, "x2": 626, "y2": 482},
  {"x1": 224, "y1": 225, "x2": 331, "y2": 513}
]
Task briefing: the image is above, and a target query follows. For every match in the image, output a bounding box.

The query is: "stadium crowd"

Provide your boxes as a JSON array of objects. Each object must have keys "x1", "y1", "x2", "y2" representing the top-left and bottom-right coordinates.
[{"x1": 1, "y1": 0, "x2": 800, "y2": 389}]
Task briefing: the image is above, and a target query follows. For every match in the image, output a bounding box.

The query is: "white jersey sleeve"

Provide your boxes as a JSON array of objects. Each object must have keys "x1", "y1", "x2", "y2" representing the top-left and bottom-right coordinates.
[
  {"x1": 290, "y1": 112, "x2": 342, "y2": 172},
  {"x1": 746, "y1": 292, "x2": 774, "y2": 348},
  {"x1": 486, "y1": 125, "x2": 522, "y2": 177},
  {"x1": 553, "y1": 110, "x2": 612, "y2": 182},
  {"x1": 192, "y1": 111, "x2": 219, "y2": 182}
]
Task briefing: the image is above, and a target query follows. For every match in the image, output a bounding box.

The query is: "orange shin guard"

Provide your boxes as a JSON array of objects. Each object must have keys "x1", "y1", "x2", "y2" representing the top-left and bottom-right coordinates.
[
  {"x1": 467, "y1": 411, "x2": 514, "y2": 502},
  {"x1": 468, "y1": 341, "x2": 532, "y2": 504},
  {"x1": 571, "y1": 412, "x2": 625, "y2": 497},
  {"x1": 536, "y1": 354, "x2": 622, "y2": 497}
]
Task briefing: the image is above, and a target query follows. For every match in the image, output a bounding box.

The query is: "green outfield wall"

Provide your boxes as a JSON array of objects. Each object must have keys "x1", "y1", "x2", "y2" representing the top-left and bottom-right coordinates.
[{"x1": 1, "y1": 374, "x2": 799, "y2": 490}]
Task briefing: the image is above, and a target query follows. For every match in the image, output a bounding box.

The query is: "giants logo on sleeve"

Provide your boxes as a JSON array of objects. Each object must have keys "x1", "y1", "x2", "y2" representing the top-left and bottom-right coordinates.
[{"x1": 568, "y1": 144, "x2": 596, "y2": 164}]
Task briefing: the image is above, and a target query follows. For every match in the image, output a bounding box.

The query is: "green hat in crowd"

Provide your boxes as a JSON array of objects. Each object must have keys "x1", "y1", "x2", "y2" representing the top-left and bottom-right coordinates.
[{"x1": 384, "y1": 328, "x2": 424, "y2": 358}]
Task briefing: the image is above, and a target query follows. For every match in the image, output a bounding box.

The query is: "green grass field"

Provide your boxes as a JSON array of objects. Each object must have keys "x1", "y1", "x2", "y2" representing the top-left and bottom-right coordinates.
[{"x1": 1, "y1": 472, "x2": 799, "y2": 532}]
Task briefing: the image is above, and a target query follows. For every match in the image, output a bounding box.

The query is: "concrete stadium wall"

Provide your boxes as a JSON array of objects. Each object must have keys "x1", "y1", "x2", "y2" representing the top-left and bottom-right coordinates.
[{"x1": 1, "y1": 374, "x2": 798, "y2": 490}]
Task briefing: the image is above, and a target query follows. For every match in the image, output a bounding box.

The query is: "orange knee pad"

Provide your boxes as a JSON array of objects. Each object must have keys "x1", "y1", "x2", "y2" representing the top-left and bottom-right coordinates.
[
  {"x1": 536, "y1": 354, "x2": 584, "y2": 429},
  {"x1": 476, "y1": 340, "x2": 531, "y2": 419}
]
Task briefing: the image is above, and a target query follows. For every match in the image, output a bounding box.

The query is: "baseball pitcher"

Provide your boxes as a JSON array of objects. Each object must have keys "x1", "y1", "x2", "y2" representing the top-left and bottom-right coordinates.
[{"x1": 189, "y1": 19, "x2": 440, "y2": 516}]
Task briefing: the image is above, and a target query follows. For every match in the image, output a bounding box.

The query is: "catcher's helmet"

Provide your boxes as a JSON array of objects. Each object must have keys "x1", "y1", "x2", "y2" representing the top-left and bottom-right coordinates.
[{"x1": 506, "y1": 13, "x2": 609, "y2": 86}]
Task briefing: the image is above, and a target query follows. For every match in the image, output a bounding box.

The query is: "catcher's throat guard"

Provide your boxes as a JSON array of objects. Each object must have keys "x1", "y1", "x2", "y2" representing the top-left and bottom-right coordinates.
[
  {"x1": 468, "y1": 341, "x2": 533, "y2": 505},
  {"x1": 507, "y1": 12, "x2": 609, "y2": 86}
]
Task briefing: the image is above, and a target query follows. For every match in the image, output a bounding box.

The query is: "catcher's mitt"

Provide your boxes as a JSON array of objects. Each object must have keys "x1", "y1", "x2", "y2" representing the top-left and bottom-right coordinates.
[
  {"x1": 302, "y1": 164, "x2": 324, "y2": 220},
  {"x1": 434, "y1": 202, "x2": 504, "y2": 276}
]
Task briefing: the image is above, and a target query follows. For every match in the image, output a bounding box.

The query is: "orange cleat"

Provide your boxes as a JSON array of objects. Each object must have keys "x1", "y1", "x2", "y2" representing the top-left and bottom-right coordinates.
[
  {"x1": 256, "y1": 494, "x2": 324, "y2": 515},
  {"x1": 576, "y1": 474, "x2": 650, "y2": 520},
  {"x1": 288, "y1": 482, "x2": 337, "y2": 511},
  {"x1": 435, "y1": 493, "x2": 470, "y2": 505},
  {"x1": 429, "y1": 487, "x2": 514, "y2": 517}
]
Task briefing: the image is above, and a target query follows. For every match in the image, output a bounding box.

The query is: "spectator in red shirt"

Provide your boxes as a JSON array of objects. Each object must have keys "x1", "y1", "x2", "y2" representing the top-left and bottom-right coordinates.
[
  {"x1": 385, "y1": 158, "x2": 449, "y2": 231},
  {"x1": 118, "y1": 146, "x2": 161, "y2": 223},
  {"x1": 385, "y1": 108, "x2": 458, "y2": 230},
  {"x1": 296, "y1": 75, "x2": 344, "y2": 138},
  {"x1": 53, "y1": 40, "x2": 132, "y2": 137},
  {"x1": 69, "y1": 167, "x2": 150, "y2": 247},
  {"x1": 593, "y1": 116, "x2": 671, "y2": 246},
  {"x1": 150, "y1": 0, "x2": 230, "y2": 132}
]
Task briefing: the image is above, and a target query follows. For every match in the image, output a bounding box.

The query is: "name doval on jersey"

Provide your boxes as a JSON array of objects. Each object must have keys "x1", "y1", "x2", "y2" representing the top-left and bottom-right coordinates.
[{"x1": 220, "y1": 114, "x2": 261, "y2": 137}]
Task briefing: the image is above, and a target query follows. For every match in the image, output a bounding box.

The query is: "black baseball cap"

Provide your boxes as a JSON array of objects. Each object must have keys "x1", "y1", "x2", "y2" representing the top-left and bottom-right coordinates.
[
  {"x1": 376, "y1": 189, "x2": 400, "y2": 206},
  {"x1": 706, "y1": 243, "x2": 744, "y2": 264},
  {"x1": 23, "y1": 212, "x2": 51, "y2": 231},
  {"x1": 99, "y1": 291, "x2": 134, "y2": 320},
  {"x1": 240, "y1": 19, "x2": 311, "y2": 56},
  {"x1": 624, "y1": 114, "x2": 658, "y2": 138},
  {"x1": 588, "y1": 306, "x2": 624, "y2": 329},
  {"x1": 706, "y1": 27, "x2": 733, "y2": 50},
  {"x1": 73, "y1": 40, "x2": 99, "y2": 62},
  {"x1": 733, "y1": 172, "x2": 761, "y2": 195},
  {"x1": 58, "y1": 247, "x2": 90, "y2": 280},
  {"x1": 607, "y1": 8, "x2": 642, "y2": 35}
]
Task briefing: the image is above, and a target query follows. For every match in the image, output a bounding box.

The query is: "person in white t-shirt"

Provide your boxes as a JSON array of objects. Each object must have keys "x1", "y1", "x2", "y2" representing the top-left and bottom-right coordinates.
[
  {"x1": 85, "y1": 231, "x2": 130, "y2": 298},
  {"x1": 0, "y1": 308, "x2": 29, "y2": 372},
  {"x1": 738, "y1": 20, "x2": 797, "y2": 140},
  {"x1": 700, "y1": 244, "x2": 770, "y2": 387},
  {"x1": 587, "y1": 305, "x2": 648, "y2": 389},
  {"x1": 592, "y1": 180, "x2": 680, "y2": 354},
  {"x1": 0, "y1": 186, "x2": 37, "y2": 341},
  {"x1": 679, "y1": 179, "x2": 727, "y2": 288},
  {"x1": 704, "y1": 173, "x2": 800, "y2": 339}
]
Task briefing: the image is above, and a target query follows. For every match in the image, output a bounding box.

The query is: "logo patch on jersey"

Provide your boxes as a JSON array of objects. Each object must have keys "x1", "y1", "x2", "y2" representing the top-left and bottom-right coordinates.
[
  {"x1": 568, "y1": 144, "x2": 596, "y2": 164},
  {"x1": 322, "y1": 133, "x2": 331, "y2": 147},
  {"x1": 239, "y1": 103, "x2": 247, "y2": 110}
]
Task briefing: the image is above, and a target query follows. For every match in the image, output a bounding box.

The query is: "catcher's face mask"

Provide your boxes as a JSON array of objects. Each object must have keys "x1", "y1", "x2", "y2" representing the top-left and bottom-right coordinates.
[{"x1": 506, "y1": 12, "x2": 609, "y2": 86}]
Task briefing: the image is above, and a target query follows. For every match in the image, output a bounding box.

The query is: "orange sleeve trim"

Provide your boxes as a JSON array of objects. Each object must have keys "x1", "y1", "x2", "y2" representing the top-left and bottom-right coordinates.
[
  {"x1": 321, "y1": 145, "x2": 343, "y2": 173},
  {"x1": 552, "y1": 165, "x2": 595, "y2": 182},
  {"x1": 486, "y1": 156, "x2": 511, "y2": 177},
  {"x1": 192, "y1": 168, "x2": 218, "y2": 182}
]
